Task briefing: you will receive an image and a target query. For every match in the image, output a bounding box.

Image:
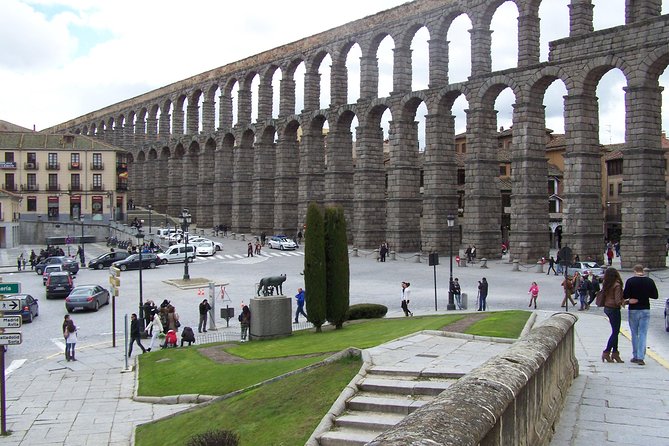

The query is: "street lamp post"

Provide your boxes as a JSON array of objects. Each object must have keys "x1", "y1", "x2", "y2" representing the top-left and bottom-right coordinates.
[
  {"x1": 80, "y1": 216, "x2": 85, "y2": 267},
  {"x1": 148, "y1": 205, "x2": 152, "y2": 234},
  {"x1": 447, "y1": 215, "x2": 456, "y2": 311},
  {"x1": 136, "y1": 229, "x2": 145, "y2": 330},
  {"x1": 181, "y1": 209, "x2": 192, "y2": 281}
]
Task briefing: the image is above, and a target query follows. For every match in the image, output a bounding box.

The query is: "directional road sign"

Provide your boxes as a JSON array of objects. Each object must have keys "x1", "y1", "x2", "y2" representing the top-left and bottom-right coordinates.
[
  {"x1": 0, "y1": 300, "x2": 20, "y2": 312},
  {"x1": 0, "y1": 316, "x2": 21, "y2": 329},
  {"x1": 0, "y1": 283, "x2": 21, "y2": 294},
  {"x1": 109, "y1": 276, "x2": 120, "y2": 287},
  {"x1": 0, "y1": 333, "x2": 22, "y2": 345}
]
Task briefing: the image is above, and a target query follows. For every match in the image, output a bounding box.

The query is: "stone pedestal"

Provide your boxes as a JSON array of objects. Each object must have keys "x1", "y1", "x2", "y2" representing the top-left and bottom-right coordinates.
[{"x1": 249, "y1": 296, "x2": 292, "y2": 340}]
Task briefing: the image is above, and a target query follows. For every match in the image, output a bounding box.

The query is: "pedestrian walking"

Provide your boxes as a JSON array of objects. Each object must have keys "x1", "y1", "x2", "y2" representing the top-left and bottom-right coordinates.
[
  {"x1": 240, "y1": 304, "x2": 251, "y2": 342},
  {"x1": 400, "y1": 281, "x2": 413, "y2": 316},
  {"x1": 63, "y1": 316, "x2": 77, "y2": 361},
  {"x1": 598, "y1": 267, "x2": 625, "y2": 363},
  {"x1": 586, "y1": 273, "x2": 600, "y2": 309},
  {"x1": 547, "y1": 256, "x2": 557, "y2": 275},
  {"x1": 17, "y1": 254, "x2": 23, "y2": 271},
  {"x1": 145, "y1": 313, "x2": 163, "y2": 352},
  {"x1": 623, "y1": 264, "x2": 659, "y2": 365},
  {"x1": 578, "y1": 274, "x2": 591, "y2": 311},
  {"x1": 451, "y1": 278, "x2": 462, "y2": 310},
  {"x1": 198, "y1": 299, "x2": 211, "y2": 333},
  {"x1": 247, "y1": 242, "x2": 254, "y2": 257},
  {"x1": 128, "y1": 313, "x2": 147, "y2": 357},
  {"x1": 561, "y1": 276, "x2": 576, "y2": 308},
  {"x1": 606, "y1": 247, "x2": 614, "y2": 266},
  {"x1": 294, "y1": 288, "x2": 307, "y2": 323},
  {"x1": 477, "y1": 278, "x2": 488, "y2": 311},
  {"x1": 528, "y1": 282, "x2": 539, "y2": 309},
  {"x1": 379, "y1": 242, "x2": 388, "y2": 262},
  {"x1": 29, "y1": 249, "x2": 36, "y2": 270}
]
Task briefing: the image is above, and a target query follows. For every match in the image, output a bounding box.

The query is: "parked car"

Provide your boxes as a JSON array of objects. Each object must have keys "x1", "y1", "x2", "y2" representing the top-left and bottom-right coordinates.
[
  {"x1": 42, "y1": 264, "x2": 64, "y2": 285},
  {"x1": 35, "y1": 256, "x2": 79, "y2": 275},
  {"x1": 157, "y1": 228, "x2": 182, "y2": 239},
  {"x1": 157, "y1": 244, "x2": 197, "y2": 264},
  {"x1": 112, "y1": 253, "x2": 160, "y2": 271},
  {"x1": 4, "y1": 294, "x2": 38, "y2": 323},
  {"x1": 194, "y1": 241, "x2": 216, "y2": 256},
  {"x1": 268, "y1": 236, "x2": 298, "y2": 251},
  {"x1": 88, "y1": 251, "x2": 130, "y2": 270},
  {"x1": 664, "y1": 298, "x2": 669, "y2": 332},
  {"x1": 565, "y1": 262, "x2": 606, "y2": 282},
  {"x1": 45, "y1": 271, "x2": 74, "y2": 299},
  {"x1": 65, "y1": 285, "x2": 111, "y2": 313}
]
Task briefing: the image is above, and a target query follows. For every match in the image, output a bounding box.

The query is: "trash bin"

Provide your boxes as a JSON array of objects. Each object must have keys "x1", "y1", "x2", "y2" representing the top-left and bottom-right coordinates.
[{"x1": 461, "y1": 293, "x2": 467, "y2": 310}]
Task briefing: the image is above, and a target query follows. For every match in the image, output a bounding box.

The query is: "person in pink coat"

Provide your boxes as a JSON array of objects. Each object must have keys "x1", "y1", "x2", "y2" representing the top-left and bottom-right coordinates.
[{"x1": 528, "y1": 282, "x2": 539, "y2": 309}]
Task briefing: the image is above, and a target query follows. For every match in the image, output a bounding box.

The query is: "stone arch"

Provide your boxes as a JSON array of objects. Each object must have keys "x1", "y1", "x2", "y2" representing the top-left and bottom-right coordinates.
[{"x1": 641, "y1": 47, "x2": 669, "y2": 83}]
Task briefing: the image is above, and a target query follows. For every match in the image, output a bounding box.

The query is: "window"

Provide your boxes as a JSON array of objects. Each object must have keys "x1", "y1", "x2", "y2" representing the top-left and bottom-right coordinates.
[
  {"x1": 457, "y1": 169, "x2": 465, "y2": 185},
  {"x1": 499, "y1": 165, "x2": 507, "y2": 176},
  {"x1": 47, "y1": 153, "x2": 58, "y2": 169},
  {"x1": 607, "y1": 159, "x2": 623, "y2": 176},
  {"x1": 48, "y1": 174, "x2": 58, "y2": 191},
  {"x1": 27, "y1": 196, "x2": 36, "y2": 212},
  {"x1": 4, "y1": 152, "x2": 14, "y2": 162},
  {"x1": 549, "y1": 199, "x2": 558, "y2": 213},
  {"x1": 27, "y1": 173, "x2": 36, "y2": 190},
  {"x1": 92, "y1": 153, "x2": 103, "y2": 169},
  {"x1": 93, "y1": 173, "x2": 102, "y2": 190},
  {"x1": 4, "y1": 173, "x2": 15, "y2": 191},
  {"x1": 47, "y1": 196, "x2": 59, "y2": 220},
  {"x1": 617, "y1": 182, "x2": 622, "y2": 195},
  {"x1": 70, "y1": 153, "x2": 80, "y2": 169},
  {"x1": 461, "y1": 142, "x2": 466, "y2": 153},
  {"x1": 27, "y1": 152, "x2": 36, "y2": 164},
  {"x1": 609, "y1": 183, "x2": 614, "y2": 197},
  {"x1": 70, "y1": 174, "x2": 80, "y2": 191}
]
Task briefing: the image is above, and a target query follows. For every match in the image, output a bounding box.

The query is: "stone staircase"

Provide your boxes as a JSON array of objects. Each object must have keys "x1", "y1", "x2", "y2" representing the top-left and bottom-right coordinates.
[{"x1": 318, "y1": 366, "x2": 464, "y2": 445}]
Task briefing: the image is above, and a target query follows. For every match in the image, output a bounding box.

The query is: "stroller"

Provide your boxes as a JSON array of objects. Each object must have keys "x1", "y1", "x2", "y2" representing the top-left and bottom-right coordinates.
[{"x1": 163, "y1": 330, "x2": 178, "y2": 348}]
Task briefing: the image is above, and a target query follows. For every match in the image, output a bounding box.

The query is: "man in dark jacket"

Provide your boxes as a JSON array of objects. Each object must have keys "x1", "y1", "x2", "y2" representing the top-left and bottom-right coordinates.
[
  {"x1": 198, "y1": 299, "x2": 212, "y2": 333},
  {"x1": 478, "y1": 278, "x2": 489, "y2": 311},
  {"x1": 624, "y1": 264, "x2": 659, "y2": 365},
  {"x1": 294, "y1": 288, "x2": 307, "y2": 323},
  {"x1": 128, "y1": 313, "x2": 146, "y2": 357}
]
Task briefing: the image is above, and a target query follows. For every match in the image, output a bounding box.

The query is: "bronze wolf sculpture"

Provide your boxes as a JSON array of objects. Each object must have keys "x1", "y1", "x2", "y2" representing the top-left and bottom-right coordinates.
[{"x1": 257, "y1": 274, "x2": 287, "y2": 296}]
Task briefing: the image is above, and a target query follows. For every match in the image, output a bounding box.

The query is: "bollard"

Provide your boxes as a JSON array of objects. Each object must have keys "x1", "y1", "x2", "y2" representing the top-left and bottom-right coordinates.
[
  {"x1": 374, "y1": 248, "x2": 380, "y2": 261},
  {"x1": 240, "y1": 233, "x2": 246, "y2": 241},
  {"x1": 390, "y1": 251, "x2": 396, "y2": 261},
  {"x1": 480, "y1": 258, "x2": 488, "y2": 268},
  {"x1": 414, "y1": 253, "x2": 421, "y2": 263},
  {"x1": 513, "y1": 259, "x2": 520, "y2": 271},
  {"x1": 461, "y1": 292, "x2": 467, "y2": 310},
  {"x1": 231, "y1": 232, "x2": 236, "y2": 240},
  {"x1": 352, "y1": 247, "x2": 358, "y2": 257},
  {"x1": 536, "y1": 261, "x2": 544, "y2": 273}
]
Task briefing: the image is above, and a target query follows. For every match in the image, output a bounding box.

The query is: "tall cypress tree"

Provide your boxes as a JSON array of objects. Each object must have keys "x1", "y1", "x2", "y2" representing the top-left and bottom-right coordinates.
[
  {"x1": 325, "y1": 206, "x2": 349, "y2": 329},
  {"x1": 304, "y1": 202, "x2": 327, "y2": 332}
]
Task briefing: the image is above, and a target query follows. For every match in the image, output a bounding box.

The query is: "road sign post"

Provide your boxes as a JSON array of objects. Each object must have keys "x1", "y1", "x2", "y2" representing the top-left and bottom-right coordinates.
[
  {"x1": 0, "y1": 289, "x2": 23, "y2": 435},
  {"x1": 110, "y1": 267, "x2": 121, "y2": 348},
  {"x1": 0, "y1": 283, "x2": 20, "y2": 295}
]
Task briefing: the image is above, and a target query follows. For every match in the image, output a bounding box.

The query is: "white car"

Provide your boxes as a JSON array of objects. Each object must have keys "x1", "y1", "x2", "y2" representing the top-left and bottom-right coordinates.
[
  {"x1": 268, "y1": 236, "x2": 298, "y2": 250},
  {"x1": 194, "y1": 240, "x2": 216, "y2": 256},
  {"x1": 189, "y1": 237, "x2": 223, "y2": 251}
]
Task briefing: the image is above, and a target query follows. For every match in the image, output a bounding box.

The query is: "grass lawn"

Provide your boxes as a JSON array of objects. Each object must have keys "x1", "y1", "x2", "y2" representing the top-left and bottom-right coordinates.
[
  {"x1": 135, "y1": 355, "x2": 362, "y2": 446},
  {"x1": 463, "y1": 310, "x2": 530, "y2": 338}
]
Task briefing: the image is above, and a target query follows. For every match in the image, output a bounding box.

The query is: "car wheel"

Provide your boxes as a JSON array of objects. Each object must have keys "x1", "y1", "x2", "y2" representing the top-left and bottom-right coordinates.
[
  {"x1": 46, "y1": 294, "x2": 51, "y2": 300},
  {"x1": 120, "y1": 264, "x2": 128, "y2": 271},
  {"x1": 94, "y1": 300, "x2": 100, "y2": 312},
  {"x1": 280, "y1": 245, "x2": 284, "y2": 251},
  {"x1": 665, "y1": 311, "x2": 669, "y2": 332},
  {"x1": 36, "y1": 267, "x2": 43, "y2": 275},
  {"x1": 215, "y1": 246, "x2": 221, "y2": 251},
  {"x1": 66, "y1": 307, "x2": 73, "y2": 314},
  {"x1": 97, "y1": 263, "x2": 104, "y2": 270},
  {"x1": 149, "y1": 262, "x2": 156, "y2": 269},
  {"x1": 27, "y1": 312, "x2": 33, "y2": 323},
  {"x1": 161, "y1": 259, "x2": 168, "y2": 265}
]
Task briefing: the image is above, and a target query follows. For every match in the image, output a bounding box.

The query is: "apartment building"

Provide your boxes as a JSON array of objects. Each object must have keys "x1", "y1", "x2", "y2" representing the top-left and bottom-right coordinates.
[{"x1": 0, "y1": 131, "x2": 128, "y2": 224}]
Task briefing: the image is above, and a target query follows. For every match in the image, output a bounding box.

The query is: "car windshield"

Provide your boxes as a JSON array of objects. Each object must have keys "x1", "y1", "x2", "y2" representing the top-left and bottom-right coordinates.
[
  {"x1": 126, "y1": 255, "x2": 140, "y2": 261},
  {"x1": 70, "y1": 288, "x2": 93, "y2": 296}
]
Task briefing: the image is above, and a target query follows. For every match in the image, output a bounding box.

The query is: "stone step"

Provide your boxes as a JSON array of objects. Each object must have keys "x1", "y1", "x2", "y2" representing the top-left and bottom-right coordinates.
[
  {"x1": 367, "y1": 365, "x2": 466, "y2": 379},
  {"x1": 319, "y1": 428, "x2": 381, "y2": 446},
  {"x1": 347, "y1": 395, "x2": 427, "y2": 414},
  {"x1": 334, "y1": 412, "x2": 405, "y2": 431},
  {"x1": 358, "y1": 377, "x2": 454, "y2": 396}
]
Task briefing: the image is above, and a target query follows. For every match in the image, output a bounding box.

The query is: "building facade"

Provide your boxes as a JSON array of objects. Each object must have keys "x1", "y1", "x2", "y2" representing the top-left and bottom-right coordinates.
[{"x1": 0, "y1": 132, "x2": 128, "y2": 224}]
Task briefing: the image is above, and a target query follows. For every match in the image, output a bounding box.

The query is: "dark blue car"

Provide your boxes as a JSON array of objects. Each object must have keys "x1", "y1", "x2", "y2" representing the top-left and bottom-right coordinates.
[{"x1": 4, "y1": 294, "x2": 39, "y2": 323}]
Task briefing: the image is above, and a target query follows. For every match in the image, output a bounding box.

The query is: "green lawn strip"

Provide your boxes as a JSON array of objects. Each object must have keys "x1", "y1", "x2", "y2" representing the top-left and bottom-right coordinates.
[
  {"x1": 226, "y1": 313, "x2": 470, "y2": 359},
  {"x1": 137, "y1": 347, "x2": 329, "y2": 396},
  {"x1": 463, "y1": 310, "x2": 530, "y2": 338},
  {"x1": 135, "y1": 355, "x2": 361, "y2": 446}
]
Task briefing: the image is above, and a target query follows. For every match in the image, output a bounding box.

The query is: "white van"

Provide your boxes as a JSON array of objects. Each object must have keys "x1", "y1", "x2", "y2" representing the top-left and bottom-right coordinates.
[
  {"x1": 157, "y1": 228, "x2": 183, "y2": 239},
  {"x1": 157, "y1": 244, "x2": 196, "y2": 264}
]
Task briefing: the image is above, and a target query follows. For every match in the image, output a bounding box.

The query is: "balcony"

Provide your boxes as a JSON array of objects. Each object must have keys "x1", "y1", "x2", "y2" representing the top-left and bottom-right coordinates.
[
  {"x1": 91, "y1": 163, "x2": 104, "y2": 170},
  {"x1": 45, "y1": 163, "x2": 60, "y2": 171},
  {"x1": 69, "y1": 184, "x2": 82, "y2": 192},
  {"x1": 91, "y1": 184, "x2": 105, "y2": 191},
  {"x1": 21, "y1": 184, "x2": 39, "y2": 191},
  {"x1": 116, "y1": 183, "x2": 128, "y2": 191},
  {"x1": 69, "y1": 162, "x2": 81, "y2": 170},
  {"x1": 2, "y1": 183, "x2": 17, "y2": 191},
  {"x1": 0, "y1": 162, "x2": 17, "y2": 170},
  {"x1": 24, "y1": 162, "x2": 39, "y2": 170},
  {"x1": 46, "y1": 183, "x2": 61, "y2": 192}
]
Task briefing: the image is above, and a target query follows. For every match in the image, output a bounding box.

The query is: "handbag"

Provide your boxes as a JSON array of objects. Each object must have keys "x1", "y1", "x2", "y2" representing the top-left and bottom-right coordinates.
[{"x1": 595, "y1": 290, "x2": 605, "y2": 307}]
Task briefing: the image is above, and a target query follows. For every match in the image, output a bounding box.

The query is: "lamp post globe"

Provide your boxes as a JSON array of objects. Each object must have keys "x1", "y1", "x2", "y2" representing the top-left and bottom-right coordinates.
[{"x1": 447, "y1": 214, "x2": 456, "y2": 311}]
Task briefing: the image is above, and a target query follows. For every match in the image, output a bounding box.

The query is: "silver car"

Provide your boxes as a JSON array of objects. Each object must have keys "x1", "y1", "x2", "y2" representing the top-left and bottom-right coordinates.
[
  {"x1": 268, "y1": 236, "x2": 298, "y2": 251},
  {"x1": 65, "y1": 285, "x2": 111, "y2": 313}
]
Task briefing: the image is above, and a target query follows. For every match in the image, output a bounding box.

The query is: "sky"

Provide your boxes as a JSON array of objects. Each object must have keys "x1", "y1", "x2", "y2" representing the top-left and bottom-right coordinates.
[{"x1": 0, "y1": 0, "x2": 667, "y2": 144}]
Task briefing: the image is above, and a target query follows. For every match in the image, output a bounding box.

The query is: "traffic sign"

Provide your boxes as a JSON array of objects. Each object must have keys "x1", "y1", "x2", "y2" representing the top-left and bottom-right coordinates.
[
  {"x1": 0, "y1": 333, "x2": 22, "y2": 345},
  {"x1": 111, "y1": 286, "x2": 119, "y2": 297},
  {"x1": 0, "y1": 300, "x2": 20, "y2": 311},
  {"x1": 110, "y1": 266, "x2": 121, "y2": 277},
  {"x1": 0, "y1": 316, "x2": 21, "y2": 329},
  {"x1": 0, "y1": 283, "x2": 20, "y2": 294},
  {"x1": 109, "y1": 276, "x2": 120, "y2": 287}
]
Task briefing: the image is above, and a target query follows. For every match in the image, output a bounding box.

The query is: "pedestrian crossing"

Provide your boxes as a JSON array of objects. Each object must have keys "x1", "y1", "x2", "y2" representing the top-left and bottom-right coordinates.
[{"x1": 196, "y1": 250, "x2": 304, "y2": 261}]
